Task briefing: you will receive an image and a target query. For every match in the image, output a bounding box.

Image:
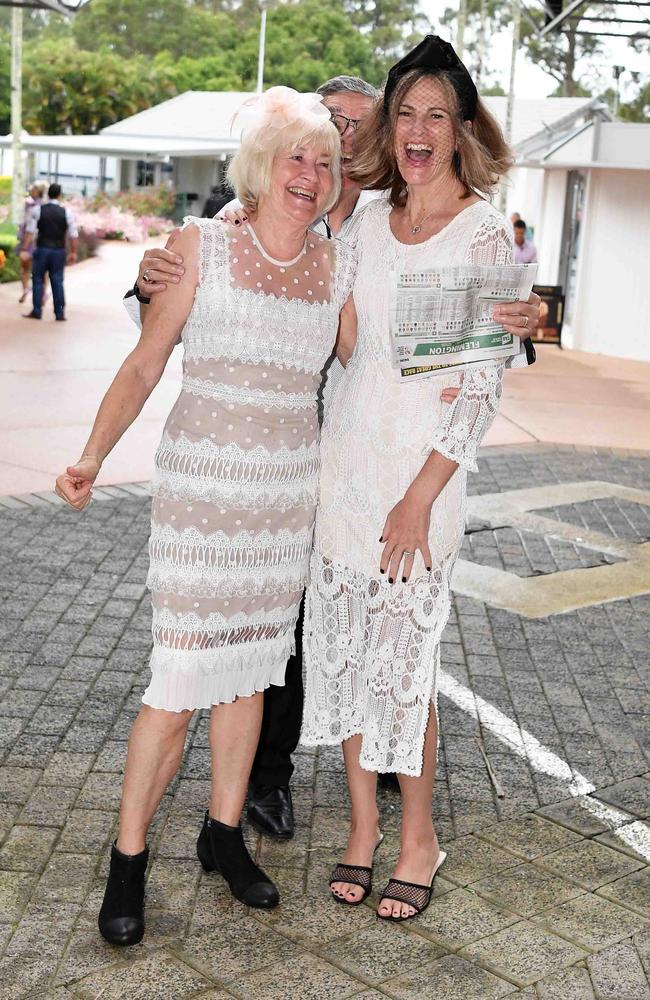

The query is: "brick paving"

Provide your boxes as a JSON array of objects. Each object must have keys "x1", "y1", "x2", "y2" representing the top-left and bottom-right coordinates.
[{"x1": 1, "y1": 444, "x2": 650, "y2": 999}]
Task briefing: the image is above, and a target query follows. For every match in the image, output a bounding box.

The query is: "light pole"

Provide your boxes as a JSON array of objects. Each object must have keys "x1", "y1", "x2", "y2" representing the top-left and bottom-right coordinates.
[
  {"x1": 499, "y1": 0, "x2": 521, "y2": 213},
  {"x1": 256, "y1": 1, "x2": 269, "y2": 94},
  {"x1": 10, "y1": 5, "x2": 23, "y2": 226}
]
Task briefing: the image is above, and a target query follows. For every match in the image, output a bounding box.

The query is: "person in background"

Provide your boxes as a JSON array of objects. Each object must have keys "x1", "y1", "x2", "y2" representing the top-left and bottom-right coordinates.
[
  {"x1": 513, "y1": 218, "x2": 537, "y2": 264},
  {"x1": 201, "y1": 183, "x2": 234, "y2": 218},
  {"x1": 17, "y1": 183, "x2": 45, "y2": 305},
  {"x1": 22, "y1": 182, "x2": 78, "y2": 322}
]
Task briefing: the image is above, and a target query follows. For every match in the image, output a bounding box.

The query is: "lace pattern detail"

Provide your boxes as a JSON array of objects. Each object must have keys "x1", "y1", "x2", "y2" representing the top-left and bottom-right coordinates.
[
  {"x1": 182, "y1": 374, "x2": 317, "y2": 410},
  {"x1": 152, "y1": 434, "x2": 320, "y2": 509},
  {"x1": 144, "y1": 215, "x2": 351, "y2": 711},
  {"x1": 303, "y1": 198, "x2": 510, "y2": 773},
  {"x1": 426, "y1": 363, "x2": 504, "y2": 473},
  {"x1": 148, "y1": 523, "x2": 312, "y2": 598},
  {"x1": 302, "y1": 556, "x2": 449, "y2": 776}
]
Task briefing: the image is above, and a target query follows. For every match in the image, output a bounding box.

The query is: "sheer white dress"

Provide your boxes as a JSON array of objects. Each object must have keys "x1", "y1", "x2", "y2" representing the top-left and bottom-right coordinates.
[
  {"x1": 302, "y1": 198, "x2": 513, "y2": 775},
  {"x1": 142, "y1": 217, "x2": 356, "y2": 711}
]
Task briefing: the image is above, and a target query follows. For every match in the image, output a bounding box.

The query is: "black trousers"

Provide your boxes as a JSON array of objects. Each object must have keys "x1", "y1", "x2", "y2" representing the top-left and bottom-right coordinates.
[{"x1": 249, "y1": 596, "x2": 305, "y2": 789}]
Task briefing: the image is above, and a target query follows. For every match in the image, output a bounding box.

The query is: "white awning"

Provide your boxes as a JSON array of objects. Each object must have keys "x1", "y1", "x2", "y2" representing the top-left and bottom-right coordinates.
[{"x1": 0, "y1": 133, "x2": 238, "y2": 159}]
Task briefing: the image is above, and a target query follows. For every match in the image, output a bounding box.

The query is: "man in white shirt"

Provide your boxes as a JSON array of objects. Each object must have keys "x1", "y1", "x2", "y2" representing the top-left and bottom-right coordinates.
[{"x1": 22, "y1": 183, "x2": 78, "y2": 322}]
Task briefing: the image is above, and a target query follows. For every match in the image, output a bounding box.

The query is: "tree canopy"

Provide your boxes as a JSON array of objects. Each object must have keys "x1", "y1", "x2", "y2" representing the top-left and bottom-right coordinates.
[{"x1": 1, "y1": 0, "x2": 419, "y2": 135}]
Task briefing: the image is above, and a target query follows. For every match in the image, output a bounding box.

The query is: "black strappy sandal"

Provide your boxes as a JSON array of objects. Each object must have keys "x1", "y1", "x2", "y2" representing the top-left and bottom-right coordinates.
[
  {"x1": 377, "y1": 849, "x2": 447, "y2": 922},
  {"x1": 329, "y1": 835, "x2": 384, "y2": 906}
]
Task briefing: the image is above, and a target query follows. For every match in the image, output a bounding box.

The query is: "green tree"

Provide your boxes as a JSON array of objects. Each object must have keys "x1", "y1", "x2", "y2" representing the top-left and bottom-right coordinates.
[
  {"x1": 22, "y1": 38, "x2": 178, "y2": 133},
  {"x1": 441, "y1": 0, "x2": 601, "y2": 97},
  {"x1": 71, "y1": 0, "x2": 234, "y2": 60},
  {"x1": 343, "y1": 0, "x2": 428, "y2": 66}
]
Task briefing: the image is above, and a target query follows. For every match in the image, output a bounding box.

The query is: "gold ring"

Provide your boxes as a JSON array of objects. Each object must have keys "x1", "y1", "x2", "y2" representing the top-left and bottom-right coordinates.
[{"x1": 522, "y1": 315, "x2": 529, "y2": 329}]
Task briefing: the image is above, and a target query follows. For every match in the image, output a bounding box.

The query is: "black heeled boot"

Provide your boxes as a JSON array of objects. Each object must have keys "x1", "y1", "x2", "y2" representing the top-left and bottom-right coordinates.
[
  {"x1": 197, "y1": 812, "x2": 279, "y2": 909},
  {"x1": 98, "y1": 841, "x2": 148, "y2": 946}
]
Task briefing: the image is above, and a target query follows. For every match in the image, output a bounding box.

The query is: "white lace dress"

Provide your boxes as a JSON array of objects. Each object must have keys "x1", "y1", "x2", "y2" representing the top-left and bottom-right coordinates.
[
  {"x1": 142, "y1": 218, "x2": 355, "y2": 711},
  {"x1": 302, "y1": 199, "x2": 513, "y2": 775}
]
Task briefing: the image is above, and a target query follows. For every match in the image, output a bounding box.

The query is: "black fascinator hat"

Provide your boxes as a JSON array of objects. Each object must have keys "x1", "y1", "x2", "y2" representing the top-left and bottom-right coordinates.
[{"x1": 383, "y1": 35, "x2": 478, "y2": 122}]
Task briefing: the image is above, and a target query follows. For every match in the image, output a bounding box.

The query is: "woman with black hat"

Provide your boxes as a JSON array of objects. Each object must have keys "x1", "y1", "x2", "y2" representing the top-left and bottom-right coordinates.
[{"x1": 302, "y1": 36, "x2": 527, "y2": 922}]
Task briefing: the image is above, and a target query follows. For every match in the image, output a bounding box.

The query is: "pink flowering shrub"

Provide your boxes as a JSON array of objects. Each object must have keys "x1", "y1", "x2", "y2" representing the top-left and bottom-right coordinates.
[{"x1": 66, "y1": 195, "x2": 174, "y2": 243}]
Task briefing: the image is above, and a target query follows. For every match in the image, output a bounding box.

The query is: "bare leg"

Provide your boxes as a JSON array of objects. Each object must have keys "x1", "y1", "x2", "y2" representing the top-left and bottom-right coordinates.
[
  {"x1": 208, "y1": 692, "x2": 264, "y2": 825},
  {"x1": 19, "y1": 258, "x2": 30, "y2": 302},
  {"x1": 117, "y1": 705, "x2": 193, "y2": 855},
  {"x1": 330, "y1": 733, "x2": 382, "y2": 904},
  {"x1": 377, "y1": 704, "x2": 440, "y2": 919}
]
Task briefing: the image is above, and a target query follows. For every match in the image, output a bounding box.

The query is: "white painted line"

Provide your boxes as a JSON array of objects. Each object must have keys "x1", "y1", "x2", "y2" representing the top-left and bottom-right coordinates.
[{"x1": 439, "y1": 669, "x2": 650, "y2": 862}]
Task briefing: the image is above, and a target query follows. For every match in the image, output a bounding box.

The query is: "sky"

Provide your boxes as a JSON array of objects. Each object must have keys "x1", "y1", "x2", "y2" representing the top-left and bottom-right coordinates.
[{"x1": 419, "y1": 0, "x2": 648, "y2": 102}]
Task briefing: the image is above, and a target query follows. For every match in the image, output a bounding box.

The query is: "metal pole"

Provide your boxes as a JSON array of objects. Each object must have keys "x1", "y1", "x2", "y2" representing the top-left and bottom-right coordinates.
[
  {"x1": 256, "y1": 4, "x2": 267, "y2": 94},
  {"x1": 10, "y1": 5, "x2": 24, "y2": 227},
  {"x1": 499, "y1": 0, "x2": 520, "y2": 213},
  {"x1": 456, "y1": 0, "x2": 466, "y2": 59}
]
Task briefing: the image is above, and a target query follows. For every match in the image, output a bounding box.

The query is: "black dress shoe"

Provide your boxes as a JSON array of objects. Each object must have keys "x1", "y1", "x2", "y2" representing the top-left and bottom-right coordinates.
[
  {"x1": 197, "y1": 812, "x2": 279, "y2": 909},
  {"x1": 22, "y1": 312, "x2": 41, "y2": 319},
  {"x1": 247, "y1": 784, "x2": 294, "y2": 840},
  {"x1": 98, "y1": 841, "x2": 148, "y2": 946}
]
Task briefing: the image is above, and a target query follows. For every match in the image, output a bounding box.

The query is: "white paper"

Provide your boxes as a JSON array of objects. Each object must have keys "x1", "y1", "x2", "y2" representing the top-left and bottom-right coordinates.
[{"x1": 390, "y1": 264, "x2": 537, "y2": 382}]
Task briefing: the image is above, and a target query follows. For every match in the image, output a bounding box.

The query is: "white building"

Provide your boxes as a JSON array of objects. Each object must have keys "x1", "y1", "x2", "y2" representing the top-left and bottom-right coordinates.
[
  {"x1": 4, "y1": 90, "x2": 647, "y2": 362},
  {"x1": 506, "y1": 104, "x2": 650, "y2": 362}
]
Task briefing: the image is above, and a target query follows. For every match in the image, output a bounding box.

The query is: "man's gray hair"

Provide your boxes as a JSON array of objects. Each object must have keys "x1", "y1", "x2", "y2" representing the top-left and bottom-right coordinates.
[{"x1": 317, "y1": 76, "x2": 378, "y2": 100}]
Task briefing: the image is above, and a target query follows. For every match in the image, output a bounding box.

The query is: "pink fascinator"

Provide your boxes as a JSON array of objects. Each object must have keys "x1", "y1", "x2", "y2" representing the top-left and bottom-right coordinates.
[{"x1": 233, "y1": 86, "x2": 331, "y2": 139}]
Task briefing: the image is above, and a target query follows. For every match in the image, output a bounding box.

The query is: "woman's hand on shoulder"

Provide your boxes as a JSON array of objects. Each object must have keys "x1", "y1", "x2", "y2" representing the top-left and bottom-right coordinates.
[
  {"x1": 379, "y1": 489, "x2": 433, "y2": 583},
  {"x1": 137, "y1": 228, "x2": 185, "y2": 296},
  {"x1": 55, "y1": 455, "x2": 101, "y2": 512},
  {"x1": 218, "y1": 207, "x2": 249, "y2": 227}
]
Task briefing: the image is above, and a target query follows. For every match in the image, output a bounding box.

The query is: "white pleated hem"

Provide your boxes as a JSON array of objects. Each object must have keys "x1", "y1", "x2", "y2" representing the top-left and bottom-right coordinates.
[{"x1": 142, "y1": 636, "x2": 291, "y2": 712}]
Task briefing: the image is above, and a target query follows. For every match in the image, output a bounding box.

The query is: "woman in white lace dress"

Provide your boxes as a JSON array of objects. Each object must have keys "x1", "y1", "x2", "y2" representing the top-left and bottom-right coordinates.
[
  {"x1": 302, "y1": 38, "x2": 522, "y2": 921},
  {"x1": 55, "y1": 88, "x2": 355, "y2": 943}
]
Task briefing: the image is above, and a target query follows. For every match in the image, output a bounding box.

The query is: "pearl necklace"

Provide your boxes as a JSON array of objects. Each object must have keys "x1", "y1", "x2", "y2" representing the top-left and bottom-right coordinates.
[{"x1": 247, "y1": 224, "x2": 307, "y2": 267}]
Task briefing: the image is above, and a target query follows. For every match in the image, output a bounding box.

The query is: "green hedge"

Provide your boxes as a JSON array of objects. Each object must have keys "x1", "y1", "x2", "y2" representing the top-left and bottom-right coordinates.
[{"x1": 0, "y1": 252, "x2": 21, "y2": 283}]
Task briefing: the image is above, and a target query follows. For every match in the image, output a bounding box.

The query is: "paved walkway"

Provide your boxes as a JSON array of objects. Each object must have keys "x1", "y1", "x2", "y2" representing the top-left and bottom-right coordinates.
[
  {"x1": 1, "y1": 238, "x2": 650, "y2": 498},
  {"x1": 1, "y1": 447, "x2": 650, "y2": 999}
]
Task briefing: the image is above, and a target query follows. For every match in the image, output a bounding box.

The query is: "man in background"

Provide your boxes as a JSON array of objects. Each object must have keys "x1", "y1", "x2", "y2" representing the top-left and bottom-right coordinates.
[
  {"x1": 22, "y1": 182, "x2": 78, "y2": 322},
  {"x1": 513, "y1": 218, "x2": 538, "y2": 264}
]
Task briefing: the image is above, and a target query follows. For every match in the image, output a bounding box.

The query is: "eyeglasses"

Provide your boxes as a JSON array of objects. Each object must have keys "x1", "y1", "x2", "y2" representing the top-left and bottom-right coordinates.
[{"x1": 330, "y1": 113, "x2": 363, "y2": 136}]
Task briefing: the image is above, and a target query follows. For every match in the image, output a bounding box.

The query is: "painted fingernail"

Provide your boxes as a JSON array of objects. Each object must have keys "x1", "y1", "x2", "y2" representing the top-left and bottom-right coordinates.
[
  {"x1": 388, "y1": 577, "x2": 394, "y2": 584},
  {"x1": 426, "y1": 566, "x2": 432, "y2": 572},
  {"x1": 234, "y1": 220, "x2": 241, "y2": 225},
  {"x1": 379, "y1": 569, "x2": 384, "y2": 574},
  {"x1": 402, "y1": 576, "x2": 407, "y2": 582},
  {"x1": 379, "y1": 536, "x2": 383, "y2": 542}
]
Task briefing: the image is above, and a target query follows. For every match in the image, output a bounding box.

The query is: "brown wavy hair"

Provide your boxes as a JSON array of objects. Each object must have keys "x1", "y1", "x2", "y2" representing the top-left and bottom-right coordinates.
[{"x1": 350, "y1": 68, "x2": 513, "y2": 205}]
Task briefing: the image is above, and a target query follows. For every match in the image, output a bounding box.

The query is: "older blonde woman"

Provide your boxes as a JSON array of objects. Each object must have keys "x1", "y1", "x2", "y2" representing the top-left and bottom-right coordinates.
[
  {"x1": 302, "y1": 37, "x2": 526, "y2": 921},
  {"x1": 55, "y1": 87, "x2": 355, "y2": 945}
]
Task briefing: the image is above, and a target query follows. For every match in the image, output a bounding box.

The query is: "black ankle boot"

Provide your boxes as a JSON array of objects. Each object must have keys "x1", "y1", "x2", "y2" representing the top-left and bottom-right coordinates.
[
  {"x1": 98, "y1": 841, "x2": 148, "y2": 946},
  {"x1": 196, "y1": 812, "x2": 279, "y2": 909}
]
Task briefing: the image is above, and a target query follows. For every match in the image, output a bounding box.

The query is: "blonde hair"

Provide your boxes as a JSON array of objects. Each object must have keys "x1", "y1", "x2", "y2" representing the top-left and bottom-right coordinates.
[
  {"x1": 227, "y1": 117, "x2": 342, "y2": 215},
  {"x1": 351, "y1": 69, "x2": 513, "y2": 204}
]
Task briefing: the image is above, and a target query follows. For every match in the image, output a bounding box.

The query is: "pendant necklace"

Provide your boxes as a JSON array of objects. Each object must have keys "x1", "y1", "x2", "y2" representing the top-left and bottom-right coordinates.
[{"x1": 410, "y1": 208, "x2": 437, "y2": 234}]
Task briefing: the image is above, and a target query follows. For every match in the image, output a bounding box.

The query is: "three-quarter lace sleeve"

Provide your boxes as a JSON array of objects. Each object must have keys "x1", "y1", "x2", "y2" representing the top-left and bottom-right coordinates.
[{"x1": 426, "y1": 211, "x2": 513, "y2": 473}]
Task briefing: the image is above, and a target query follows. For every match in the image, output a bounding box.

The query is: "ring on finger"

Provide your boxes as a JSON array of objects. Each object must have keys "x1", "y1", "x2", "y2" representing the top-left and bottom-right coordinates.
[
  {"x1": 522, "y1": 315, "x2": 529, "y2": 329},
  {"x1": 142, "y1": 269, "x2": 152, "y2": 284},
  {"x1": 403, "y1": 549, "x2": 415, "y2": 556}
]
